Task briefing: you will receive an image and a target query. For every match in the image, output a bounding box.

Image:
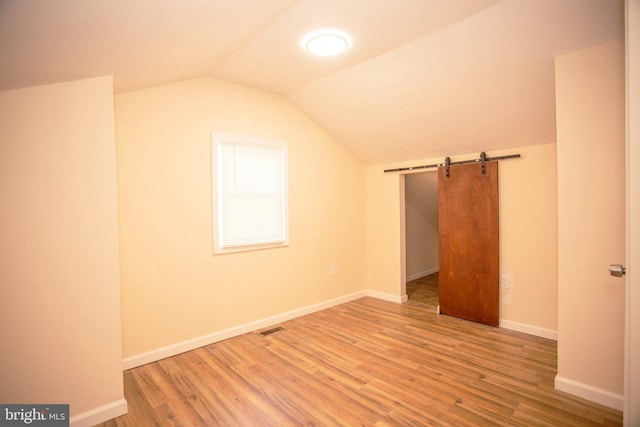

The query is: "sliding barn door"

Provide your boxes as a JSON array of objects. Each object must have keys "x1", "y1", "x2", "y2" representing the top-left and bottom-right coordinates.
[{"x1": 438, "y1": 161, "x2": 499, "y2": 326}]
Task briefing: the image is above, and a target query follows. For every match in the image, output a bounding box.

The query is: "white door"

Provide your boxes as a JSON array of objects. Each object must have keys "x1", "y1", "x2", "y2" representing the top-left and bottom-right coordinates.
[{"x1": 624, "y1": 1, "x2": 640, "y2": 424}]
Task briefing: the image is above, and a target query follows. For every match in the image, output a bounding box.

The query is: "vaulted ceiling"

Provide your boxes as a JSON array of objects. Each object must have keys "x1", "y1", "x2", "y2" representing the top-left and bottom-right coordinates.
[{"x1": 0, "y1": 0, "x2": 624, "y2": 164}]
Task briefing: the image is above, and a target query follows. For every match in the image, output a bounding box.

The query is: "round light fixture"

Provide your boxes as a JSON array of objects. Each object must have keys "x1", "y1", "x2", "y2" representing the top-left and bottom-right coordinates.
[{"x1": 302, "y1": 29, "x2": 351, "y2": 57}]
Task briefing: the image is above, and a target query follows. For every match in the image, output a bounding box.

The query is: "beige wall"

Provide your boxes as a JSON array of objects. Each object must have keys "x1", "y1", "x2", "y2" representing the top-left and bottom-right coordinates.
[
  {"x1": 0, "y1": 77, "x2": 126, "y2": 424},
  {"x1": 498, "y1": 144, "x2": 558, "y2": 331},
  {"x1": 115, "y1": 77, "x2": 366, "y2": 360},
  {"x1": 365, "y1": 143, "x2": 559, "y2": 336},
  {"x1": 404, "y1": 172, "x2": 439, "y2": 280},
  {"x1": 366, "y1": 165, "x2": 406, "y2": 297},
  {"x1": 555, "y1": 39, "x2": 625, "y2": 408}
]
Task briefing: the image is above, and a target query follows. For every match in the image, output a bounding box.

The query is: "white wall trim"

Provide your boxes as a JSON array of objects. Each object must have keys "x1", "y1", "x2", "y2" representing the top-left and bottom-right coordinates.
[
  {"x1": 69, "y1": 398, "x2": 127, "y2": 427},
  {"x1": 123, "y1": 290, "x2": 386, "y2": 370},
  {"x1": 366, "y1": 290, "x2": 407, "y2": 303},
  {"x1": 499, "y1": 319, "x2": 558, "y2": 341},
  {"x1": 124, "y1": 291, "x2": 558, "y2": 371},
  {"x1": 406, "y1": 268, "x2": 439, "y2": 282},
  {"x1": 121, "y1": 291, "x2": 631, "y2": 415},
  {"x1": 555, "y1": 375, "x2": 624, "y2": 411}
]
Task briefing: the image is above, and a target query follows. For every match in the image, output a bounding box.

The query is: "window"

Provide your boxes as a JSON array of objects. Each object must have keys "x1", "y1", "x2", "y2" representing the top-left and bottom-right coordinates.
[{"x1": 212, "y1": 133, "x2": 289, "y2": 254}]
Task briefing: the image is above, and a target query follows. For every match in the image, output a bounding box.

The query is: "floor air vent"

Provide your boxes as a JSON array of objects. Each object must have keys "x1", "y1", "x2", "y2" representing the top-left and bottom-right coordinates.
[{"x1": 259, "y1": 326, "x2": 285, "y2": 337}]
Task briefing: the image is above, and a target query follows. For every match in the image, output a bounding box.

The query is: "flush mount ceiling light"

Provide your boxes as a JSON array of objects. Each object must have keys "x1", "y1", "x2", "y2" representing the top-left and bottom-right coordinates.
[{"x1": 302, "y1": 29, "x2": 352, "y2": 57}]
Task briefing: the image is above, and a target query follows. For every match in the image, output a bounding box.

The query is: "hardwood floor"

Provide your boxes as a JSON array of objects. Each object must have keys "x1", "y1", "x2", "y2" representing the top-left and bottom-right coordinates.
[
  {"x1": 406, "y1": 272, "x2": 440, "y2": 308},
  {"x1": 98, "y1": 297, "x2": 622, "y2": 426}
]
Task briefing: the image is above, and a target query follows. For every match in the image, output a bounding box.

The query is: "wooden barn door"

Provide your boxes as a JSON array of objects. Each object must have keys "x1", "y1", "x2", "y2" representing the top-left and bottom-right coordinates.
[{"x1": 438, "y1": 161, "x2": 499, "y2": 326}]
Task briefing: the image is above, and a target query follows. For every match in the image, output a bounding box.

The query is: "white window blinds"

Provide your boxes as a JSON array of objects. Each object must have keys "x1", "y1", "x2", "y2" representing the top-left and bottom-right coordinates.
[{"x1": 212, "y1": 134, "x2": 288, "y2": 254}]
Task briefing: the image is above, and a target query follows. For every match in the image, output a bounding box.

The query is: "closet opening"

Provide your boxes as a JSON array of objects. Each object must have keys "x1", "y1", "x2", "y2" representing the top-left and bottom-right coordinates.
[{"x1": 404, "y1": 170, "x2": 439, "y2": 312}]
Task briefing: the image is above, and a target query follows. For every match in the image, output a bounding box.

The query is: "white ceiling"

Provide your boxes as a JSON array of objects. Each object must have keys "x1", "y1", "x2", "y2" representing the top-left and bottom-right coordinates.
[{"x1": 0, "y1": 0, "x2": 624, "y2": 165}]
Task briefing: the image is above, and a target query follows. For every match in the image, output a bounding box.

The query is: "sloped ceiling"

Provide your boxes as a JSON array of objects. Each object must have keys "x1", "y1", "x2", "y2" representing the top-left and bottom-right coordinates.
[{"x1": 0, "y1": 0, "x2": 624, "y2": 164}]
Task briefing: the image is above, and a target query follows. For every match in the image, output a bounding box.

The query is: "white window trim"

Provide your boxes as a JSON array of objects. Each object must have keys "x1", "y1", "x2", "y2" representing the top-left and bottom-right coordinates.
[{"x1": 211, "y1": 133, "x2": 289, "y2": 254}]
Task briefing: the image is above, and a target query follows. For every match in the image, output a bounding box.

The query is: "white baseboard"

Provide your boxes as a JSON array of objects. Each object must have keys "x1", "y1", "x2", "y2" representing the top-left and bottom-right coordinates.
[
  {"x1": 123, "y1": 290, "x2": 399, "y2": 370},
  {"x1": 554, "y1": 375, "x2": 623, "y2": 410},
  {"x1": 366, "y1": 289, "x2": 406, "y2": 303},
  {"x1": 406, "y1": 268, "x2": 439, "y2": 282},
  {"x1": 124, "y1": 291, "x2": 556, "y2": 374},
  {"x1": 69, "y1": 398, "x2": 127, "y2": 427},
  {"x1": 499, "y1": 319, "x2": 558, "y2": 341}
]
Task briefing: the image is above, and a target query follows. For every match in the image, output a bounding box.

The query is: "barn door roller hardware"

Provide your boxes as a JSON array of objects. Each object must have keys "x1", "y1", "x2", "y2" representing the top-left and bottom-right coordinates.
[
  {"x1": 480, "y1": 151, "x2": 487, "y2": 174},
  {"x1": 383, "y1": 152, "x2": 521, "y2": 173}
]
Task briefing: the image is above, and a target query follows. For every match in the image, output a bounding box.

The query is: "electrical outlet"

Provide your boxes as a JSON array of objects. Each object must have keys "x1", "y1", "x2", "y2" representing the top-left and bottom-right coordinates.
[{"x1": 501, "y1": 274, "x2": 511, "y2": 289}]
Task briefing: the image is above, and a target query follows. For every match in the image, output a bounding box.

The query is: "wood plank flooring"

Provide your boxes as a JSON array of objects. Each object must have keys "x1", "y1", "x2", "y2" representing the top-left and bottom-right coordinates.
[
  {"x1": 98, "y1": 297, "x2": 622, "y2": 426},
  {"x1": 406, "y1": 272, "x2": 440, "y2": 308}
]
